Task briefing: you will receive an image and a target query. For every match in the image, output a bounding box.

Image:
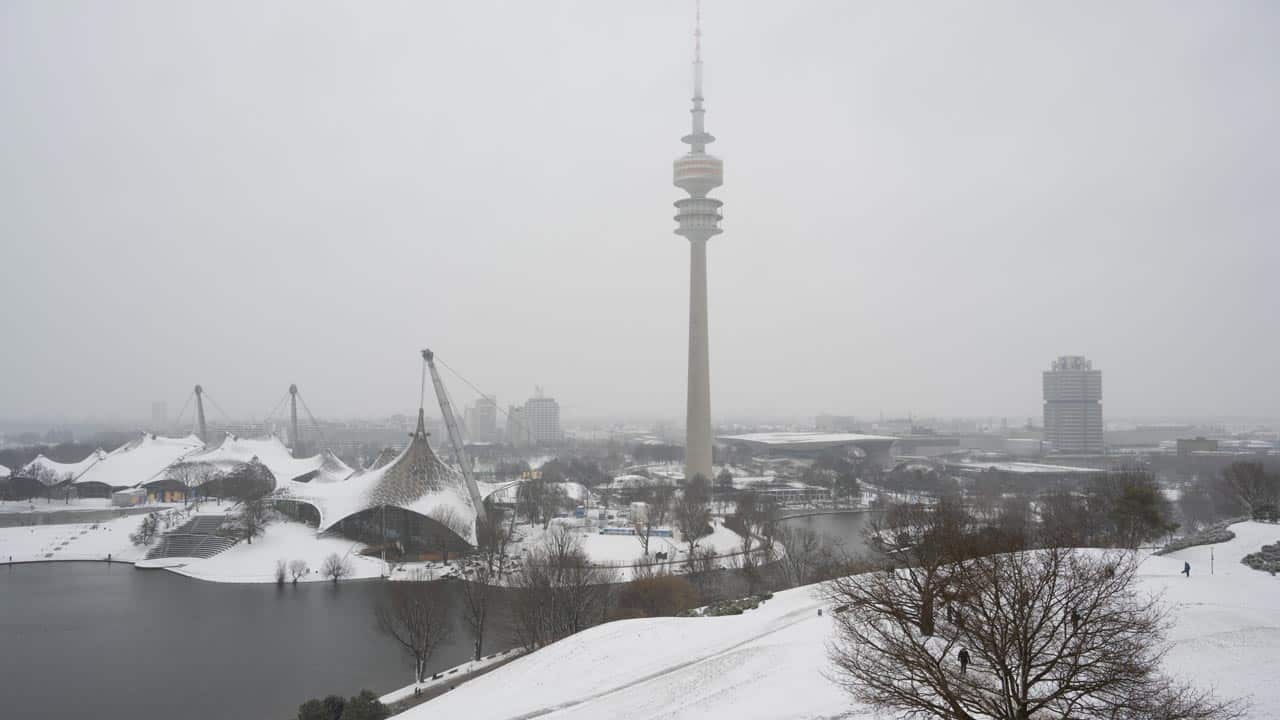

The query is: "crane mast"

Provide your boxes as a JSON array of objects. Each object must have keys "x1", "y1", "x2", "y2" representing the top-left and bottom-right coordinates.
[{"x1": 421, "y1": 349, "x2": 488, "y2": 521}]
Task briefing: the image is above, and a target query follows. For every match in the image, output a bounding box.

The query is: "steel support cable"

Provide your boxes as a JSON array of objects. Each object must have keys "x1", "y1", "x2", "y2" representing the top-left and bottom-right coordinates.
[
  {"x1": 434, "y1": 355, "x2": 532, "y2": 436},
  {"x1": 171, "y1": 391, "x2": 194, "y2": 435},
  {"x1": 296, "y1": 392, "x2": 328, "y2": 451},
  {"x1": 201, "y1": 391, "x2": 235, "y2": 425},
  {"x1": 260, "y1": 391, "x2": 290, "y2": 428}
]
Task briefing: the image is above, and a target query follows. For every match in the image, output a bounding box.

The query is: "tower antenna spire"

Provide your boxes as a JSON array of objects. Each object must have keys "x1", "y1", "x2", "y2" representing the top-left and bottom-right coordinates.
[
  {"x1": 695, "y1": 0, "x2": 702, "y2": 63},
  {"x1": 693, "y1": 0, "x2": 704, "y2": 102}
]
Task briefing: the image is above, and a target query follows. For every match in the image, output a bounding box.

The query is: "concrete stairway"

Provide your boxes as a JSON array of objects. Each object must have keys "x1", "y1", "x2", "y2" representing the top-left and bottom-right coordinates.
[{"x1": 145, "y1": 516, "x2": 237, "y2": 560}]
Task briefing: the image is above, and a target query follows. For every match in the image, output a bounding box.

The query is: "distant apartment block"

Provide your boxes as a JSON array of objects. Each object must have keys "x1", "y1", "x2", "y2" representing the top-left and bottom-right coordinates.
[
  {"x1": 464, "y1": 396, "x2": 498, "y2": 443},
  {"x1": 506, "y1": 405, "x2": 532, "y2": 448},
  {"x1": 1043, "y1": 355, "x2": 1103, "y2": 454}
]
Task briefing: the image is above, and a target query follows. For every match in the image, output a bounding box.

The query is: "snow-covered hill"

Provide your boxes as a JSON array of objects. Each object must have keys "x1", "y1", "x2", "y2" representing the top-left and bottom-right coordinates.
[{"x1": 404, "y1": 522, "x2": 1280, "y2": 720}]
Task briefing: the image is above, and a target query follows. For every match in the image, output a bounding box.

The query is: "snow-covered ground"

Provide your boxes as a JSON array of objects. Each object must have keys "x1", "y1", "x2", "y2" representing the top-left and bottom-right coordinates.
[
  {"x1": 406, "y1": 522, "x2": 1280, "y2": 720},
  {"x1": 0, "y1": 498, "x2": 186, "y2": 515},
  {"x1": 0, "y1": 513, "x2": 152, "y2": 563},
  {"x1": 168, "y1": 519, "x2": 384, "y2": 583},
  {"x1": 510, "y1": 518, "x2": 751, "y2": 581}
]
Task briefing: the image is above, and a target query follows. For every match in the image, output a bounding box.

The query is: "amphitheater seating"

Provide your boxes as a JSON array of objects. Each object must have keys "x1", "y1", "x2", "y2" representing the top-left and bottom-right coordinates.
[{"x1": 145, "y1": 516, "x2": 238, "y2": 560}]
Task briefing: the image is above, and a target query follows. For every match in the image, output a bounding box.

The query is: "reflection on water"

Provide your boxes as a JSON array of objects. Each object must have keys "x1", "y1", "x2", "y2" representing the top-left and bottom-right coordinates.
[
  {"x1": 0, "y1": 563, "x2": 514, "y2": 720},
  {"x1": 778, "y1": 510, "x2": 878, "y2": 559}
]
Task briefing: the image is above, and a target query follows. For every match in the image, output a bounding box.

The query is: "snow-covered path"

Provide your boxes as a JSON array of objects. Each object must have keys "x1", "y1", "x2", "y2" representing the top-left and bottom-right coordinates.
[{"x1": 404, "y1": 522, "x2": 1280, "y2": 720}]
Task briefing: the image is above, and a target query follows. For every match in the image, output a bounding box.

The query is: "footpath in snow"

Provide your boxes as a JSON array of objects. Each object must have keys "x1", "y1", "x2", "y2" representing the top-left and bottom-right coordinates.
[{"x1": 403, "y1": 521, "x2": 1280, "y2": 720}]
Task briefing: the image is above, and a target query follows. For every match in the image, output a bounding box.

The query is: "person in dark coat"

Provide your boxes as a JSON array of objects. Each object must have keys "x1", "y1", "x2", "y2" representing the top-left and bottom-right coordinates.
[
  {"x1": 958, "y1": 648, "x2": 970, "y2": 675},
  {"x1": 1182, "y1": 561, "x2": 1191, "y2": 578}
]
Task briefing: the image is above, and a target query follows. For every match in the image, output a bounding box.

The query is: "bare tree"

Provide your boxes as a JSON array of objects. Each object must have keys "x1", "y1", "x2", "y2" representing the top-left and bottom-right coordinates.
[
  {"x1": 321, "y1": 552, "x2": 352, "y2": 583},
  {"x1": 375, "y1": 578, "x2": 453, "y2": 684},
  {"x1": 460, "y1": 563, "x2": 495, "y2": 661},
  {"x1": 288, "y1": 559, "x2": 309, "y2": 583},
  {"x1": 863, "y1": 496, "x2": 975, "y2": 636},
  {"x1": 825, "y1": 547, "x2": 1245, "y2": 720},
  {"x1": 56, "y1": 479, "x2": 77, "y2": 505},
  {"x1": 510, "y1": 527, "x2": 617, "y2": 650},
  {"x1": 22, "y1": 465, "x2": 61, "y2": 503},
  {"x1": 776, "y1": 524, "x2": 822, "y2": 588},
  {"x1": 165, "y1": 462, "x2": 208, "y2": 504},
  {"x1": 237, "y1": 495, "x2": 272, "y2": 545},
  {"x1": 129, "y1": 512, "x2": 160, "y2": 546},
  {"x1": 428, "y1": 505, "x2": 471, "y2": 563},
  {"x1": 475, "y1": 516, "x2": 511, "y2": 576},
  {"x1": 673, "y1": 476, "x2": 712, "y2": 568},
  {"x1": 274, "y1": 559, "x2": 288, "y2": 585},
  {"x1": 517, "y1": 477, "x2": 568, "y2": 529},
  {"x1": 1220, "y1": 461, "x2": 1280, "y2": 514}
]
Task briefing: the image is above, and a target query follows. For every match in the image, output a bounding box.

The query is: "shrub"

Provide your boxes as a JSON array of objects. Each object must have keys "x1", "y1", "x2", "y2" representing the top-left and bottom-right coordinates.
[
  {"x1": 338, "y1": 690, "x2": 389, "y2": 720},
  {"x1": 296, "y1": 694, "x2": 345, "y2": 720},
  {"x1": 1241, "y1": 541, "x2": 1280, "y2": 575},
  {"x1": 613, "y1": 575, "x2": 699, "y2": 618}
]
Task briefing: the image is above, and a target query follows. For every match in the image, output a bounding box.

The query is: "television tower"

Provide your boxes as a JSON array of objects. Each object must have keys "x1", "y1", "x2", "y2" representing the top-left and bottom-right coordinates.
[{"x1": 673, "y1": 0, "x2": 722, "y2": 482}]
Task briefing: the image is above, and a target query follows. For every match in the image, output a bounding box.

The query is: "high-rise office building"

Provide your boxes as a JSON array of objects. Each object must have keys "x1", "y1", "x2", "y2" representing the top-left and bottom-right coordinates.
[
  {"x1": 1043, "y1": 355, "x2": 1103, "y2": 454},
  {"x1": 524, "y1": 394, "x2": 562, "y2": 445}
]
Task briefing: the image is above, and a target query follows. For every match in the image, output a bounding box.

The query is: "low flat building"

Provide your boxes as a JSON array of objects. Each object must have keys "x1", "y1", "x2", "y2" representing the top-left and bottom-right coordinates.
[{"x1": 718, "y1": 432, "x2": 898, "y2": 469}]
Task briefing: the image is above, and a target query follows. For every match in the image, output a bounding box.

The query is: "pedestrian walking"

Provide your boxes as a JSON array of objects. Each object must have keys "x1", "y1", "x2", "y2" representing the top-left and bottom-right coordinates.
[
  {"x1": 958, "y1": 648, "x2": 970, "y2": 675},
  {"x1": 1182, "y1": 561, "x2": 1191, "y2": 578}
]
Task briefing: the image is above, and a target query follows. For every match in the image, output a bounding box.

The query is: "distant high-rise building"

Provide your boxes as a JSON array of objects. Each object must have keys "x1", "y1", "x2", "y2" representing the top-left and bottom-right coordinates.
[
  {"x1": 524, "y1": 393, "x2": 562, "y2": 445},
  {"x1": 464, "y1": 396, "x2": 498, "y2": 443},
  {"x1": 1043, "y1": 355, "x2": 1103, "y2": 454},
  {"x1": 151, "y1": 401, "x2": 167, "y2": 430},
  {"x1": 505, "y1": 405, "x2": 532, "y2": 448}
]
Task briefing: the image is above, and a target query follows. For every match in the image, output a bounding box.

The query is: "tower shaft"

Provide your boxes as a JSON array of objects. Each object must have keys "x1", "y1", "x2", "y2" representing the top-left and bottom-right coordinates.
[{"x1": 686, "y1": 239, "x2": 713, "y2": 480}]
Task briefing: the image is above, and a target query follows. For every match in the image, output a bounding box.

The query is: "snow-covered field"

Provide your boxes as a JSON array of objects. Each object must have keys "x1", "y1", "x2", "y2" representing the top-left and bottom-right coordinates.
[
  {"x1": 0, "y1": 498, "x2": 181, "y2": 515},
  {"x1": 0, "y1": 513, "x2": 151, "y2": 562},
  {"x1": 406, "y1": 522, "x2": 1280, "y2": 720},
  {"x1": 168, "y1": 519, "x2": 384, "y2": 583},
  {"x1": 511, "y1": 518, "x2": 751, "y2": 581}
]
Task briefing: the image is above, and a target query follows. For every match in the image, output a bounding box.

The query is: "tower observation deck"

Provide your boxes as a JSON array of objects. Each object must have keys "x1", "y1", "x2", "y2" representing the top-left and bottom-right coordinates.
[{"x1": 674, "y1": 0, "x2": 721, "y2": 482}]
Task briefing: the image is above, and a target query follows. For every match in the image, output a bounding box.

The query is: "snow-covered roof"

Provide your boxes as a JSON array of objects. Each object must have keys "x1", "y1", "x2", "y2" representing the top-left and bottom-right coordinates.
[
  {"x1": 19, "y1": 450, "x2": 105, "y2": 484},
  {"x1": 718, "y1": 431, "x2": 898, "y2": 447},
  {"x1": 74, "y1": 433, "x2": 204, "y2": 487},
  {"x1": 947, "y1": 460, "x2": 1099, "y2": 475},
  {"x1": 485, "y1": 480, "x2": 591, "y2": 504},
  {"x1": 601, "y1": 474, "x2": 676, "y2": 490},
  {"x1": 273, "y1": 410, "x2": 480, "y2": 544},
  {"x1": 172, "y1": 433, "x2": 351, "y2": 485}
]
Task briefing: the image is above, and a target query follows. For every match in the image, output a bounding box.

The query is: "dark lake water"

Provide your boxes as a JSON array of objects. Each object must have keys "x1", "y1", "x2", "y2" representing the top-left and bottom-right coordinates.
[
  {"x1": 0, "y1": 514, "x2": 873, "y2": 720},
  {"x1": 778, "y1": 510, "x2": 877, "y2": 557},
  {"x1": 0, "y1": 563, "x2": 515, "y2": 720}
]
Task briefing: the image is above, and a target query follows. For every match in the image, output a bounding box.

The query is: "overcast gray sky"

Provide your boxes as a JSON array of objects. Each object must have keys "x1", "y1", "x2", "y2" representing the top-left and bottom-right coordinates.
[{"x1": 1, "y1": 1, "x2": 1277, "y2": 425}]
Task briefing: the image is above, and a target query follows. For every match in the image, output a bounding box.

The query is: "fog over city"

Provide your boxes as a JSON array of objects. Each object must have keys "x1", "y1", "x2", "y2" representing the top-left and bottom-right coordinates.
[{"x1": 2, "y1": 1, "x2": 1277, "y2": 423}]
